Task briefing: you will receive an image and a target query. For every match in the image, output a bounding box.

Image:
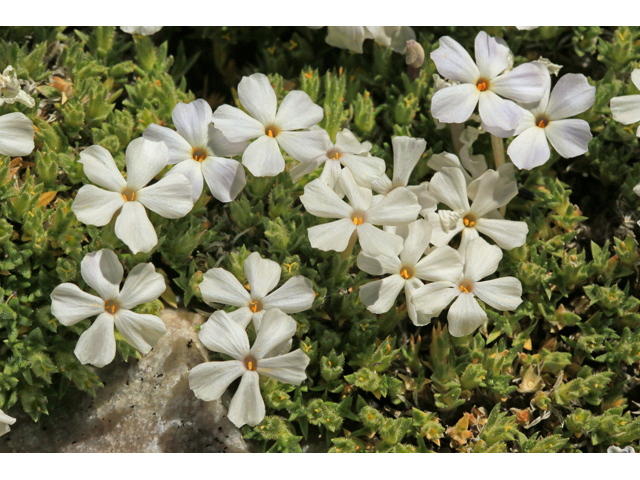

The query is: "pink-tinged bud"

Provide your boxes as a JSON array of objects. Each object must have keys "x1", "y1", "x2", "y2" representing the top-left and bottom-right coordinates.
[{"x1": 405, "y1": 40, "x2": 425, "y2": 68}]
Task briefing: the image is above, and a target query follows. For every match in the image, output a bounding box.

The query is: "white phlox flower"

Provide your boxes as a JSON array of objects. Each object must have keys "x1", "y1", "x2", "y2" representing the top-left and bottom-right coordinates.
[
  {"x1": 50, "y1": 249, "x2": 167, "y2": 368},
  {"x1": 311, "y1": 26, "x2": 415, "y2": 54},
  {"x1": 507, "y1": 69, "x2": 595, "y2": 170},
  {"x1": 371, "y1": 136, "x2": 437, "y2": 217},
  {"x1": 143, "y1": 99, "x2": 247, "y2": 203},
  {"x1": 0, "y1": 112, "x2": 35, "y2": 157},
  {"x1": 290, "y1": 128, "x2": 385, "y2": 193},
  {"x1": 357, "y1": 219, "x2": 463, "y2": 326},
  {"x1": 120, "y1": 27, "x2": 162, "y2": 35},
  {"x1": 411, "y1": 237, "x2": 523, "y2": 337},
  {"x1": 610, "y1": 69, "x2": 640, "y2": 137},
  {"x1": 428, "y1": 166, "x2": 528, "y2": 251},
  {"x1": 0, "y1": 66, "x2": 35, "y2": 108},
  {"x1": 212, "y1": 73, "x2": 326, "y2": 177},
  {"x1": 71, "y1": 138, "x2": 194, "y2": 254},
  {"x1": 0, "y1": 409, "x2": 16, "y2": 438},
  {"x1": 199, "y1": 252, "x2": 315, "y2": 331},
  {"x1": 430, "y1": 31, "x2": 546, "y2": 135},
  {"x1": 431, "y1": 74, "x2": 459, "y2": 130},
  {"x1": 188, "y1": 309, "x2": 310, "y2": 428},
  {"x1": 300, "y1": 168, "x2": 420, "y2": 256}
]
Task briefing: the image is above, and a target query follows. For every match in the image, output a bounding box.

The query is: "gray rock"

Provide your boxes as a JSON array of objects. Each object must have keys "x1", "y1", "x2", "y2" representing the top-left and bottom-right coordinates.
[{"x1": 0, "y1": 309, "x2": 249, "y2": 453}]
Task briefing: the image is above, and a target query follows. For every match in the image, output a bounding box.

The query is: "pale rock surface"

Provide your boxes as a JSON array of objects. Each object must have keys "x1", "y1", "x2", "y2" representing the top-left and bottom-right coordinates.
[{"x1": 0, "y1": 309, "x2": 249, "y2": 453}]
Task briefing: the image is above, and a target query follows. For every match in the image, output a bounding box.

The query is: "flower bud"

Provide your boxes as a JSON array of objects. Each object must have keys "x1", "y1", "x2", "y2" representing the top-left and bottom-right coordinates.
[{"x1": 405, "y1": 40, "x2": 425, "y2": 68}]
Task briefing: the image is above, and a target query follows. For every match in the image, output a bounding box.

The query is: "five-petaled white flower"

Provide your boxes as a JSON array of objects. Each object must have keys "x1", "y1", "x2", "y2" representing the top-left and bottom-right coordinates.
[
  {"x1": 311, "y1": 26, "x2": 415, "y2": 54},
  {"x1": 428, "y1": 166, "x2": 528, "y2": 252},
  {"x1": 0, "y1": 112, "x2": 35, "y2": 157},
  {"x1": 358, "y1": 220, "x2": 463, "y2": 325},
  {"x1": 50, "y1": 249, "x2": 167, "y2": 368},
  {"x1": 212, "y1": 73, "x2": 327, "y2": 177},
  {"x1": 189, "y1": 309, "x2": 310, "y2": 428},
  {"x1": 508, "y1": 70, "x2": 595, "y2": 170},
  {"x1": 0, "y1": 409, "x2": 16, "y2": 438},
  {"x1": 430, "y1": 31, "x2": 546, "y2": 135},
  {"x1": 371, "y1": 136, "x2": 437, "y2": 217},
  {"x1": 610, "y1": 69, "x2": 640, "y2": 137},
  {"x1": 71, "y1": 138, "x2": 194, "y2": 254},
  {"x1": 290, "y1": 127, "x2": 385, "y2": 191},
  {"x1": 199, "y1": 252, "x2": 315, "y2": 331},
  {"x1": 0, "y1": 66, "x2": 35, "y2": 108},
  {"x1": 120, "y1": 26, "x2": 162, "y2": 35},
  {"x1": 300, "y1": 168, "x2": 421, "y2": 256},
  {"x1": 411, "y1": 237, "x2": 523, "y2": 337},
  {"x1": 144, "y1": 99, "x2": 247, "y2": 203}
]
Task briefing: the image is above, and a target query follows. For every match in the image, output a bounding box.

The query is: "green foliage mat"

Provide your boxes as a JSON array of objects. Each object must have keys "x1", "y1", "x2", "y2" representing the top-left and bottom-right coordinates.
[{"x1": 1, "y1": 26, "x2": 640, "y2": 452}]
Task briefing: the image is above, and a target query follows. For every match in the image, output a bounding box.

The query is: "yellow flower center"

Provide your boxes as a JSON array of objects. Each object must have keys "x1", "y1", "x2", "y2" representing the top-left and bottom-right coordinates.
[
  {"x1": 536, "y1": 116, "x2": 549, "y2": 129},
  {"x1": 104, "y1": 299, "x2": 120, "y2": 314},
  {"x1": 327, "y1": 148, "x2": 343, "y2": 160},
  {"x1": 459, "y1": 281, "x2": 473, "y2": 294},
  {"x1": 476, "y1": 79, "x2": 489, "y2": 92},
  {"x1": 400, "y1": 266, "x2": 414, "y2": 279},
  {"x1": 463, "y1": 214, "x2": 476, "y2": 228},
  {"x1": 243, "y1": 354, "x2": 258, "y2": 371},
  {"x1": 265, "y1": 125, "x2": 280, "y2": 138},
  {"x1": 121, "y1": 188, "x2": 136, "y2": 202},
  {"x1": 191, "y1": 147, "x2": 208, "y2": 162},
  {"x1": 248, "y1": 299, "x2": 263, "y2": 313}
]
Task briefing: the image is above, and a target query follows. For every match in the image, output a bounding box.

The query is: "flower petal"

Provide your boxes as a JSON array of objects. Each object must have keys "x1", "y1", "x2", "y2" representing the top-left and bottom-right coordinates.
[
  {"x1": 212, "y1": 104, "x2": 265, "y2": 142},
  {"x1": 475, "y1": 218, "x2": 528, "y2": 250},
  {"x1": 308, "y1": 218, "x2": 356, "y2": 252},
  {"x1": 0, "y1": 112, "x2": 34, "y2": 157},
  {"x1": 72, "y1": 185, "x2": 125, "y2": 226},
  {"x1": 78, "y1": 145, "x2": 127, "y2": 191},
  {"x1": 335, "y1": 128, "x2": 370, "y2": 155},
  {"x1": 275, "y1": 90, "x2": 324, "y2": 131},
  {"x1": 611, "y1": 95, "x2": 640, "y2": 125},
  {"x1": 405, "y1": 279, "x2": 433, "y2": 326},
  {"x1": 200, "y1": 310, "x2": 250, "y2": 359},
  {"x1": 447, "y1": 293, "x2": 486, "y2": 337},
  {"x1": 172, "y1": 99, "x2": 212, "y2": 148},
  {"x1": 227, "y1": 307, "x2": 254, "y2": 329},
  {"x1": 366, "y1": 187, "x2": 420, "y2": 226},
  {"x1": 51, "y1": 283, "x2": 104, "y2": 326},
  {"x1": 391, "y1": 136, "x2": 427, "y2": 187},
  {"x1": 114, "y1": 201, "x2": 157, "y2": 254},
  {"x1": 340, "y1": 168, "x2": 373, "y2": 212},
  {"x1": 357, "y1": 223, "x2": 404, "y2": 256},
  {"x1": 238, "y1": 73, "x2": 277, "y2": 126},
  {"x1": 478, "y1": 91, "x2": 523, "y2": 130},
  {"x1": 250, "y1": 309, "x2": 297, "y2": 360},
  {"x1": 115, "y1": 309, "x2": 166, "y2": 354},
  {"x1": 411, "y1": 281, "x2": 458, "y2": 316},
  {"x1": 242, "y1": 135, "x2": 284, "y2": 177},
  {"x1": 431, "y1": 83, "x2": 480, "y2": 124},
  {"x1": 463, "y1": 237, "x2": 502, "y2": 282},
  {"x1": 414, "y1": 245, "x2": 464, "y2": 282},
  {"x1": 473, "y1": 277, "x2": 522, "y2": 311},
  {"x1": 399, "y1": 219, "x2": 432, "y2": 266},
  {"x1": 227, "y1": 371, "x2": 264, "y2": 427},
  {"x1": 341, "y1": 153, "x2": 385, "y2": 187},
  {"x1": 258, "y1": 349, "x2": 310, "y2": 385},
  {"x1": 507, "y1": 126, "x2": 551, "y2": 170},
  {"x1": 165, "y1": 158, "x2": 203, "y2": 203},
  {"x1": 325, "y1": 26, "x2": 367, "y2": 53},
  {"x1": 207, "y1": 125, "x2": 249, "y2": 157},
  {"x1": 125, "y1": 137, "x2": 169, "y2": 190},
  {"x1": 429, "y1": 211, "x2": 464, "y2": 247},
  {"x1": 202, "y1": 156, "x2": 246, "y2": 203},
  {"x1": 544, "y1": 119, "x2": 592, "y2": 159},
  {"x1": 117, "y1": 262, "x2": 165, "y2": 309},
  {"x1": 143, "y1": 123, "x2": 193, "y2": 164},
  {"x1": 490, "y1": 62, "x2": 547, "y2": 103},
  {"x1": 356, "y1": 252, "x2": 402, "y2": 276},
  {"x1": 474, "y1": 31, "x2": 510, "y2": 79},
  {"x1": 200, "y1": 268, "x2": 250, "y2": 307},
  {"x1": 431, "y1": 36, "x2": 479, "y2": 84},
  {"x1": 300, "y1": 178, "x2": 352, "y2": 218},
  {"x1": 244, "y1": 252, "x2": 280, "y2": 299},
  {"x1": 136, "y1": 173, "x2": 194, "y2": 218},
  {"x1": 262, "y1": 276, "x2": 315, "y2": 313},
  {"x1": 189, "y1": 360, "x2": 245, "y2": 401},
  {"x1": 277, "y1": 129, "x2": 328, "y2": 163},
  {"x1": 74, "y1": 313, "x2": 116, "y2": 368},
  {"x1": 545, "y1": 74, "x2": 595, "y2": 121},
  {"x1": 359, "y1": 274, "x2": 405, "y2": 314},
  {"x1": 469, "y1": 169, "x2": 518, "y2": 218},
  {"x1": 429, "y1": 167, "x2": 470, "y2": 212},
  {"x1": 80, "y1": 249, "x2": 123, "y2": 300}
]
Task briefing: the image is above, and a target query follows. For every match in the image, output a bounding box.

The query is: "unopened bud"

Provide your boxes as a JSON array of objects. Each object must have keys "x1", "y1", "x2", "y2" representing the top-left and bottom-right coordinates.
[{"x1": 405, "y1": 40, "x2": 425, "y2": 68}]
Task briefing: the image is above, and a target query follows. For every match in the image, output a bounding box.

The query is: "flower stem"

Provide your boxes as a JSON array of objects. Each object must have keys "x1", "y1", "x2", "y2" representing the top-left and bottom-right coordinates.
[
  {"x1": 490, "y1": 134, "x2": 505, "y2": 169},
  {"x1": 450, "y1": 123, "x2": 464, "y2": 156}
]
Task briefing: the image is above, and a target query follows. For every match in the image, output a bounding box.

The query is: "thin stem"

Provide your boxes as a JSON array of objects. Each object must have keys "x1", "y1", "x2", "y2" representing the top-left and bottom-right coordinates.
[
  {"x1": 450, "y1": 123, "x2": 464, "y2": 156},
  {"x1": 490, "y1": 134, "x2": 505, "y2": 169}
]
